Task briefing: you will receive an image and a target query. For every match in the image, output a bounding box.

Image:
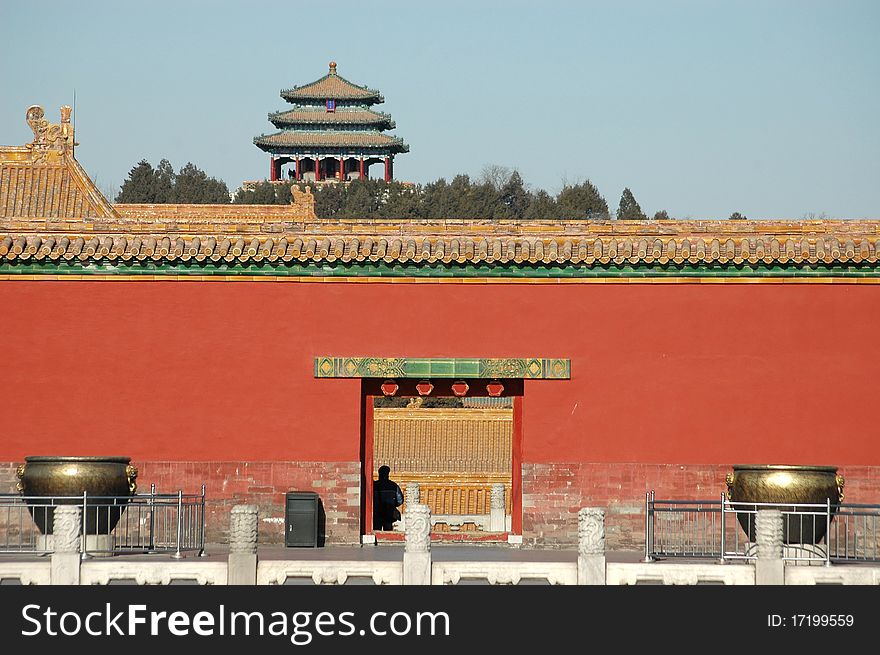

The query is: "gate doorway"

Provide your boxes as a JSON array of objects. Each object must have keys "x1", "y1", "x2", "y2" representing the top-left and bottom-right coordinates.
[{"x1": 361, "y1": 378, "x2": 523, "y2": 539}]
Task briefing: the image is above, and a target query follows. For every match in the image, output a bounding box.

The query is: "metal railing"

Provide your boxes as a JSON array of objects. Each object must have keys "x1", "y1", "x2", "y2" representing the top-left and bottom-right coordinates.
[
  {"x1": 645, "y1": 491, "x2": 880, "y2": 564},
  {"x1": 0, "y1": 484, "x2": 206, "y2": 557}
]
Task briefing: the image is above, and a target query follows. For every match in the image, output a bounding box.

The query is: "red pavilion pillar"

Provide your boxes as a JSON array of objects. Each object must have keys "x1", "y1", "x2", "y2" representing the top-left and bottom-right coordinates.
[
  {"x1": 314, "y1": 157, "x2": 321, "y2": 181},
  {"x1": 269, "y1": 157, "x2": 277, "y2": 182},
  {"x1": 339, "y1": 156, "x2": 344, "y2": 181},
  {"x1": 359, "y1": 157, "x2": 365, "y2": 180},
  {"x1": 295, "y1": 157, "x2": 301, "y2": 181},
  {"x1": 384, "y1": 156, "x2": 391, "y2": 182}
]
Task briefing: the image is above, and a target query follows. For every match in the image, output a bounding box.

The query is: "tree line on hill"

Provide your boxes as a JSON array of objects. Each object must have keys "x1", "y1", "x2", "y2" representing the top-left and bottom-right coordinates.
[
  {"x1": 116, "y1": 159, "x2": 749, "y2": 220},
  {"x1": 234, "y1": 169, "x2": 667, "y2": 220},
  {"x1": 115, "y1": 159, "x2": 230, "y2": 204}
]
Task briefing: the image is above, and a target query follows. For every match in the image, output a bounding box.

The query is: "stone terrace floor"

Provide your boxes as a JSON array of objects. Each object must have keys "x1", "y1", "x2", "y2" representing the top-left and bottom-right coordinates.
[{"x1": 0, "y1": 545, "x2": 647, "y2": 564}]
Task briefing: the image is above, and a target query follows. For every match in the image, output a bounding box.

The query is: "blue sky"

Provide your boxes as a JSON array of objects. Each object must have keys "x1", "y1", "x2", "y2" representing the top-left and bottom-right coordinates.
[{"x1": 1, "y1": 0, "x2": 878, "y2": 218}]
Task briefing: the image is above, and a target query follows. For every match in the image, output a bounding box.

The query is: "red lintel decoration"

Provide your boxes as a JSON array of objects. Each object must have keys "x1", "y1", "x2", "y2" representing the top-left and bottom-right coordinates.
[
  {"x1": 380, "y1": 380, "x2": 399, "y2": 396},
  {"x1": 451, "y1": 380, "x2": 469, "y2": 397},
  {"x1": 486, "y1": 380, "x2": 504, "y2": 397},
  {"x1": 416, "y1": 380, "x2": 434, "y2": 396}
]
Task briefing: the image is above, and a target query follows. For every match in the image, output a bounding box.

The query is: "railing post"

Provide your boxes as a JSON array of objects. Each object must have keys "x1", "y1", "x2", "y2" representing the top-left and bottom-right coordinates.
[
  {"x1": 81, "y1": 491, "x2": 89, "y2": 559},
  {"x1": 200, "y1": 483, "x2": 207, "y2": 556},
  {"x1": 643, "y1": 491, "x2": 653, "y2": 562},
  {"x1": 719, "y1": 492, "x2": 726, "y2": 563},
  {"x1": 825, "y1": 498, "x2": 832, "y2": 567},
  {"x1": 172, "y1": 490, "x2": 183, "y2": 559},
  {"x1": 578, "y1": 507, "x2": 606, "y2": 585},
  {"x1": 755, "y1": 509, "x2": 785, "y2": 585},
  {"x1": 148, "y1": 483, "x2": 156, "y2": 551},
  {"x1": 403, "y1": 504, "x2": 431, "y2": 585},
  {"x1": 51, "y1": 506, "x2": 82, "y2": 585}
]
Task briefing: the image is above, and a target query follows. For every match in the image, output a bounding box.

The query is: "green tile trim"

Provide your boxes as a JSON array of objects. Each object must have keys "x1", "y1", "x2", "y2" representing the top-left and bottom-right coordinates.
[
  {"x1": 314, "y1": 357, "x2": 571, "y2": 379},
  {"x1": 1, "y1": 259, "x2": 879, "y2": 278}
]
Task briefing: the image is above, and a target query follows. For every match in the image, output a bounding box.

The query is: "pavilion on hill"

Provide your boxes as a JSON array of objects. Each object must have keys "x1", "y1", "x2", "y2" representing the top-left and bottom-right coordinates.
[{"x1": 254, "y1": 62, "x2": 409, "y2": 183}]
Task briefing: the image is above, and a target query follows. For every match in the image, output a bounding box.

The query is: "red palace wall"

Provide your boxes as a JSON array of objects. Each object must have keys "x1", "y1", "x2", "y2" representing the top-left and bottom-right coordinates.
[{"x1": 2, "y1": 280, "x2": 879, "y2": 547}]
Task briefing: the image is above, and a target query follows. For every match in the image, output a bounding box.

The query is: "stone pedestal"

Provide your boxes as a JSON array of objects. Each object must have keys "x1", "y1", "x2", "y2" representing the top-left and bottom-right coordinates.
[
  {"x1": 755, "y1": 510, "x2": 785, "y2": 585},
  {"x1": 228, "y1": 505, "x2": 259, "y2": 585},
  {"x1": 50, "y1": 507, "x2": 81, "y2": 585},
  {"x1": 403, "y1": 504, "x2": 431, "y2": 585},
  {"x1": 577, "y1": 507, "x2": 606, "y2": 585}
]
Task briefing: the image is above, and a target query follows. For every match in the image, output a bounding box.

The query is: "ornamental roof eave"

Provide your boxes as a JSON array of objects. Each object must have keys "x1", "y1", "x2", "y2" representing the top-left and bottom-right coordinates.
[
  {"x1": 280, "y1": 69, "x2": 383, "y2": 103},
  {"x1": 253, "y1": 132, "x2": 409, "y2": 154},
  {"x1": 3, "y1": 219, "x2": 880, "y2": 273},
  {"x1": 267, "y1": 108, "x2": 395, "y2": 130}
]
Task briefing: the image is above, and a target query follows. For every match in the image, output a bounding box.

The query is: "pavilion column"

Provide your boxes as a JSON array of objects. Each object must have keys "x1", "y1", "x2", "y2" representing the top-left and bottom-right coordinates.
[
  {"x1": 339, "y1": 155, "x2": 345, "y2": 181},
  {"x1": 384, "y1": 156, "x2": 391, "y2": 182},
  {"x1": 315, "y1": 157, "x2": 321, "y2": 181},
  {"x1": 359, "y1": 157, "x2": 365, "y2": 180},
  {"x1": 295, "y1": 157, "x2": 301, "y2": 181},
  {"x1": 269, "y1": 157, "x2": 277, "y2": 182}
]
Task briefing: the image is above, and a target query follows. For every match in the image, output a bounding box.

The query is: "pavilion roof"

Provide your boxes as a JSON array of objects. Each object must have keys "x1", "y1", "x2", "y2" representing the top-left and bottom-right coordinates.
[
  {"x1": 280, "y1": 62, "x2": 382, "y2": 102},
  {"x1": 269, "y1": 108, "x2": 395, "y2": 129},
  {"x1": 254, "y1": 131, "x2": 409, "y2": 152}
]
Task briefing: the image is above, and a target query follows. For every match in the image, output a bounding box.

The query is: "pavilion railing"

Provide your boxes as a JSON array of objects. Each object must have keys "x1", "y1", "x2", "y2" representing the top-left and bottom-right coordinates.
[
  {"x1": 0, "y1": 484, "x2": 206, "y2": 557},
  {"x1": 644, "y1": 491, "x2": 880, "y2": 564}
]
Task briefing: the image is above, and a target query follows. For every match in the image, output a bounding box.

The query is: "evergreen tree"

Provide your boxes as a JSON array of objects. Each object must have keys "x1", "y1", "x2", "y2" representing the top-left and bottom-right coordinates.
[
  {"x1": 116, "y1": 160, "x2": 155, "y2": 203},
  {"x1": 421, "y1": 178, "x2": 457, "y2": 218},
  {"x1": 523, "y1": 190, "x2": 559, "y2": 220},
  {"x1": 233, "y1": 181, "x2": 277, "y2": 204},
  {"x1": 728, "y1": 212, "x2": 747, "y2": 220},
  {"x1": 340, "y1": 179, "x2": 380, "y2": 217},
  {"x1": 498, "y1": 171, "x2": 530, "y2": 219},
  {"x1": 151, "y1": 159, "x2": 175, "y2": 203},
  {"x1": 617, "y1": 187, "x2": 647, "y2": 220},
  {"x1": 556, "y1": 180, "x2": 609, "y2": 220},
  {"x1": 312, "y1": 182, "x2": 347, "y2": 217},
  {"x1": 379, "y1": 181, "x2": 422, "y2": 219},
  {"x1": 653, "y1": 210, "x2": 671, "y2": 221},
  {"x1": 173, "y1": 162, "x2": 230, "y2": 203},
  {"x1": 118, "y1": 159, "x2": 229, "y2": 203},
  {"x1": 469, "y1": 180, "x2": 504, "y2": 219}
]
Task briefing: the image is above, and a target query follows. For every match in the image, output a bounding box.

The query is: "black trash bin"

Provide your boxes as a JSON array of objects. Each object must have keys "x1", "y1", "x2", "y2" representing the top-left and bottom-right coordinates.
[{"x1": 285, "y1": 491, "x2": 325, "y2": 547}]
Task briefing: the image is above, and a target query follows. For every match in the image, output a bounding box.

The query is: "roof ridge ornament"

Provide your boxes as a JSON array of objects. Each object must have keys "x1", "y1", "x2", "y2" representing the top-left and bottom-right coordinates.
[
  {"x1": 329, "y1": 61, "x2": 337, "y2": 75},
  {"x1": 25, "y1": 105, "x2": 76, "y2": 162}
]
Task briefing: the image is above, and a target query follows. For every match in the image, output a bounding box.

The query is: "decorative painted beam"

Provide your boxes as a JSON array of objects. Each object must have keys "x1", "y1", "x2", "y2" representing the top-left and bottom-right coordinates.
[{"x1": 314, "y1": 357, "x2": 570, "y2": 379}]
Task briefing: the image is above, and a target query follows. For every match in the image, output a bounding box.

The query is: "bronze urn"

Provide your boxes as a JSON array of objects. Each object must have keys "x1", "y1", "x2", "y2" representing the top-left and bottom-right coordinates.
[
  {"x1": 726, "y1": 464, "x2": 844, "y2": 544},
  {"x1": 16, "y1": 456, "x2": 138, "y2": 535}
]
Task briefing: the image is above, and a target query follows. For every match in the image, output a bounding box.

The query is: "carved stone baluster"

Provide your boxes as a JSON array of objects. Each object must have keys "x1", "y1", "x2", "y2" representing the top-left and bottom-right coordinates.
[
  {"x1": 489, "y1": 483, "x2": 506, "y2": 532},
  {"x1": 51, "y1": 506, "x2": 82, "y2": 585},
  {"x1": 403, "y1": 504, "x2": 431, "y2": 585},
  {"x1": 228, "y1": 505, "x2": 259, "y2": 585},
  {"x1": 577, "y1": 507, "x2": 606, "y2": 585},
  {"x1": 755, "y1": 509, "x2": 784, "y2": 585}
]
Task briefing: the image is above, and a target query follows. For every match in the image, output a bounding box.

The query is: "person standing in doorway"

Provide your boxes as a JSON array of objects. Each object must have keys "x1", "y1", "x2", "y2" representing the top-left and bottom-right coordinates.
[{"x1": 373, "y1": 465, "x2": 404, "y2": 531}]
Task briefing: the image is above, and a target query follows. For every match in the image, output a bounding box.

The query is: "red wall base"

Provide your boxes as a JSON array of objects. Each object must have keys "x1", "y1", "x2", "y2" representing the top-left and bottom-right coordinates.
[
  {"x1": 0, "y1": 461, "x2": 361, "y2": 545},
  {"x1": 523, "y1": 462, "x2": 880, "y2": 549},
  {"x1": 4, "y1": 461, "x2": 878, "y2": 550},
  {"x1": 143, "y1": 461, "x2": 362, "y2": 544}
]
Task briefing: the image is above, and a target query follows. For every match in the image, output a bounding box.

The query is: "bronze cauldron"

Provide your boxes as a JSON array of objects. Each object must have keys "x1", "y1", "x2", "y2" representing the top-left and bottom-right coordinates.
[
  {"x1": 16, "y1": 456, "x2": 138, "y2": 535},
  {"x1": 726, "y1": 464, "x2": 844, "y2": 544}
]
